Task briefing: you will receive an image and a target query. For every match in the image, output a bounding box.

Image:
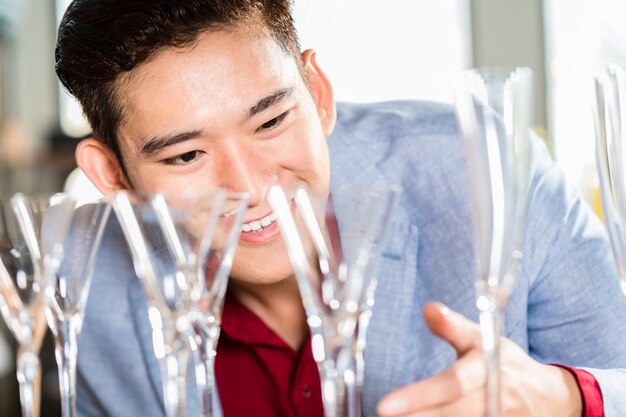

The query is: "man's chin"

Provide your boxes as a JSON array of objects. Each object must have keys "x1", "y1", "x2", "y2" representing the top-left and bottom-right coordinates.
[{"x1": 228, "y1": 267, "x2": 295, "y2": 288}]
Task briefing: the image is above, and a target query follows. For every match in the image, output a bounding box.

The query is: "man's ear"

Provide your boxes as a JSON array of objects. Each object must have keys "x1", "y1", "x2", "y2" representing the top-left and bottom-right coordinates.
[
  {"x1": 301, "y1": 49, "x2": 336, "y2": 137},
  {"x1": 75, "y1": 138, "x2": 130, "y2": 196}
]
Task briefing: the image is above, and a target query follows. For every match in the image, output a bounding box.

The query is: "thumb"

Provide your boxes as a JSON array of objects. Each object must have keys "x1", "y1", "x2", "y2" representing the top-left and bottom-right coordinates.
[{"x1": 423, "y1": 302, "x2": 482, "y2": 356}]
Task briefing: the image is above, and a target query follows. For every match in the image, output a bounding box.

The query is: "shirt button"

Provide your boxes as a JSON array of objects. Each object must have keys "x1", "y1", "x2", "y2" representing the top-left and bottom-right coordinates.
[{"x1": 301, "y1": 384, "x2": 312, "y2": 399}]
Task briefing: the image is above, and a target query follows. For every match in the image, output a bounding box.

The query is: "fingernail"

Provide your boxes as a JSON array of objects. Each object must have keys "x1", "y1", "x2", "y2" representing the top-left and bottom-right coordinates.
[
  {"x1": 440, "y1": 304, "x2": 451, "y2": 316},
  {"x1": 378, "y1": 396, "x2": 409, "y2": 414},
  {"x1": 436, "y1": 303, "x2": 466, "y2": 329}
]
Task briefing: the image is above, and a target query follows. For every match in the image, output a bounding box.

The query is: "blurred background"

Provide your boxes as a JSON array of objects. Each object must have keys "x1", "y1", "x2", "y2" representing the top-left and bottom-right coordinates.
[{"x1": 1, "y1": 0, "x2": 626, "y2": 415}]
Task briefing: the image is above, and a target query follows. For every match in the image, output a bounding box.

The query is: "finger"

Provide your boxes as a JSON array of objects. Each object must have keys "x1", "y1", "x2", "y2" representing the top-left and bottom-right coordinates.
[
  {"x1": 377, "y1": 349, "x2": 486, "y2": 416},
  {"x1": 423, "y1": 302, "x2": 482, "y2": 356}
]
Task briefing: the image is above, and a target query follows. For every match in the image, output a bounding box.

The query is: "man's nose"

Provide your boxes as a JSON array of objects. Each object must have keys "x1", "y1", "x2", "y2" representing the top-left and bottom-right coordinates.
[{"x1": 213, "y1": 143, "x2": 271, "y2": 206}]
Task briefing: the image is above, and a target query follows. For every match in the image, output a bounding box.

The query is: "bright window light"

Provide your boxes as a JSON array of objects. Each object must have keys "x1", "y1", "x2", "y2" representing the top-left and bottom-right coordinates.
[
  {"x1": 293, "y1": 0, "x2": 472, "y2": 104},
  {"x1": 545, "y1": 0, "x2": 626, "y2": 188},
  {"x1": 55, "y1": 0, "x2": 91, "y2": 138}
]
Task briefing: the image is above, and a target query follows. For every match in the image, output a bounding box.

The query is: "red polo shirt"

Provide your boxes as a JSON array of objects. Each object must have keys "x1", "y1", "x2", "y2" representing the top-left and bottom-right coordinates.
[
  {"x1": 215, "y1": 292, "x2": 323, "y2": 417},
  {"x1": 215, "y1": 292, "x2": 604, "y2": 417}
]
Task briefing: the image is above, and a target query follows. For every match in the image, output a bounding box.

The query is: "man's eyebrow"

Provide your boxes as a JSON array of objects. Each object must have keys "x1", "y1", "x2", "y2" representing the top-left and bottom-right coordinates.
[
  {"x1": 248, "y1": 88, "x2": 294, "y2": 118},
  {"x1": 138, "y1": 89, "x2": 293, "y2": 156},
  {"x1": 139, "y1": 130, "x2": 203, "y2": 156}
]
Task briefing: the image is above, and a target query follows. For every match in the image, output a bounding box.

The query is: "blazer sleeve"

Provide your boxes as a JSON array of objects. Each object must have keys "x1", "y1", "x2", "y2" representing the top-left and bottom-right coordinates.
[{"x1": 522, "y1": 133, "x2": 626, "y2": 417}]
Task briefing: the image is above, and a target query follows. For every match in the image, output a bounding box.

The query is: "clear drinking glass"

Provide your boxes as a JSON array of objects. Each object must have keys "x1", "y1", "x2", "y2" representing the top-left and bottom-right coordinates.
[
  {"x1": 39, "y1": 196, "x2": 112, "y2": 417},
  {"x1": 455, "y1": 67, "x2": 532, "y2": 417},
  {"x1": 268, "y1": 184, "x2": 398, "y2": 417},
  {"x1": 0, "y1": 194, "x2": 53, "y2": 417},
  {"x1": 592, "y1": 65, "x2": 626, "y2": 295},
  {"x1": 188, "y1": 193, "x2": 248, "y2": 417},
  {"x1": 112, "y1": 190, "x2": 248, "y2": 417},
  {"x1": 0, "y1": 193, "x2": 112, "y2": 417}
]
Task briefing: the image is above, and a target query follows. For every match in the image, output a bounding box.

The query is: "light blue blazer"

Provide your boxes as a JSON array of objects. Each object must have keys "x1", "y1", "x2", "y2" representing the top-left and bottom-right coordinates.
[{"x1": 76, "y1": 101, "x2": 626, "y2": 417}]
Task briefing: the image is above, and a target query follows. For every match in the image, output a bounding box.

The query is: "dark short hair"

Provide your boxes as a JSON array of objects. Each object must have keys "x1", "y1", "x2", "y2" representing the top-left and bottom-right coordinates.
[{"x1": 55, "y1": 0, "x2": 301, "y2": 169}]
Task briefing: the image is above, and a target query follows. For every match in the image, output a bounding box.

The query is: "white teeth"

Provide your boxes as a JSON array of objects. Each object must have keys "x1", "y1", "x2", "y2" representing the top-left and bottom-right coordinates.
[{"x1": 241, "y1": 212, "x2": 276, "y2": 233}]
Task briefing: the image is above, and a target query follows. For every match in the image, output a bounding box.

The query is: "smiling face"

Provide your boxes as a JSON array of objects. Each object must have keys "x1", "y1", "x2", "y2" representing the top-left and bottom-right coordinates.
[{"x1": 78, "y1": 25, "x2": 336, "y2": 286}]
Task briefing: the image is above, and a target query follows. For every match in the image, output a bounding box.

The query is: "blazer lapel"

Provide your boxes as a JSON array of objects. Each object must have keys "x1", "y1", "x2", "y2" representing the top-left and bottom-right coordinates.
[{"x1": 330, "y1": 146, "x2": 421, "y2": 416}]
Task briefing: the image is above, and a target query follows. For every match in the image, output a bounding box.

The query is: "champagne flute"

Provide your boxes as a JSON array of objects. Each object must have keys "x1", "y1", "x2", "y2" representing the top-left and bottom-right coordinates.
[
  {"x1": 455, "y1": 67, "x2": 532, "y2": 417},
  {"x1": 22, "y1": 194, "x2": 111, "y2": 417},
  {"x1": 189, "y1": 193, "x2": 248, "y2": 417},
  {"x1": 268, "y1": 184, "x2": 398, "y2": 417},
  {"x1": 592, "y1": 65, "x2": 626, "y2": 295},
  {"x1": 112, "y1": 190, "x2": 247, "y2": 417},
  {"x1": 0, "y1": 194, "x2": 53, "y2": 417},
  {"x1": 1, "y1": 193, "x2": 112, "y2": 417}
]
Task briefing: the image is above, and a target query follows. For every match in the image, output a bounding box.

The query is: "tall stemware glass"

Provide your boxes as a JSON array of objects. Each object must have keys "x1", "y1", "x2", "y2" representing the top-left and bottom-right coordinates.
[
  {"x1": 39, "y1": 196, "x2": 112, "y2": 417},
  {"x1": 0, "y1": 194, "x2": 57, "y2": 417},
  {"x1": 112, "y1": 190, "x2": 248, "y2": 417},
  {"x1": 187, "y1": 193, "x2": 248, "y2": 417},
  {"x1": 268, "y1": 184, "x2": 398, "y2": 417},
  {"x1": 0, "y1": 193, "x2": 112, "y2": 417},
  {"x1": 592, "y1": 65, "x2": 626, "y2": 295},
  {"x1": 455, "y1": 67, "x2": 532, "y2": 417}
]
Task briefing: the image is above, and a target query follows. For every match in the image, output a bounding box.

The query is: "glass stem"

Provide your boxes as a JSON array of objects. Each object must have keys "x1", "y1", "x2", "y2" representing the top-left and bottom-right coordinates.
[
  {"x1": 160, "y1": 340, "x2": 190, "y2": 417},
  {"x1": 16, "y1": 347, "x2": 41, "y2": 417},
  {"x1": 344, "y1": 359, "x2": 360, "y2": 417},
  {"x1": 53, "y1": 318, "x2": 80, "y2": 417},
  {"x1": 479, "y1": 305, "x2": 502, "y2": 417},
  {"x1": 320, "y1": 363, "x2": 341, "y2": 417},
  {"x1": 355, "y1": 308, "x2": 372, "y2": 391},
  {"x1": 194, "y1": 323, "x2": 221, "y2": 417},
  {"x1": 348, "y1": 308, "x2": 372, "y2": 417},
  {"x1": 318, "y1": 343, "x2": 359, "y2": 417}
]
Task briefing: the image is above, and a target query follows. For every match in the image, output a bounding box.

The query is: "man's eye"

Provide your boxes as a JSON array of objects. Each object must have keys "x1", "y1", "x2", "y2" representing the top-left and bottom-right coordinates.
[
  {"x1": 163, "y1": 150, "x2": 201, "y2": 165},
  {"x1": 258, "y1": 111, "x2": 289, "y2": 132}
]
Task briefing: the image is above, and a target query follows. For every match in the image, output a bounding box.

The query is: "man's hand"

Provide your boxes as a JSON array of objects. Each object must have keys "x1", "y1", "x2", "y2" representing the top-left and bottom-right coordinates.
[{"x1": 376, "y1": 302, "x2": 583, "y2": 417}]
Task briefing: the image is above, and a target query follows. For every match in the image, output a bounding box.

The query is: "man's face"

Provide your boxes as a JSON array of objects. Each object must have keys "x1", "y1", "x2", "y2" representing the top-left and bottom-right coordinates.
[{"x1": 113, "y1": 27, "x2": 333, "y2": 286}]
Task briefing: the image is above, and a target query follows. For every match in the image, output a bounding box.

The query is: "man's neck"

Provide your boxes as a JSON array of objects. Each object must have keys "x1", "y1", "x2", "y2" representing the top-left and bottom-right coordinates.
[{"x1": 229, "y1": 276, "x2": 307, "y2": 350}]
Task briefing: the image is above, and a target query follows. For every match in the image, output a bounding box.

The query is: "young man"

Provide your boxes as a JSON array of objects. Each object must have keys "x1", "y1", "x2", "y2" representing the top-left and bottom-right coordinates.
[{"x1": 56, "y1": 1, "x2": 626, "y2": 416}]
